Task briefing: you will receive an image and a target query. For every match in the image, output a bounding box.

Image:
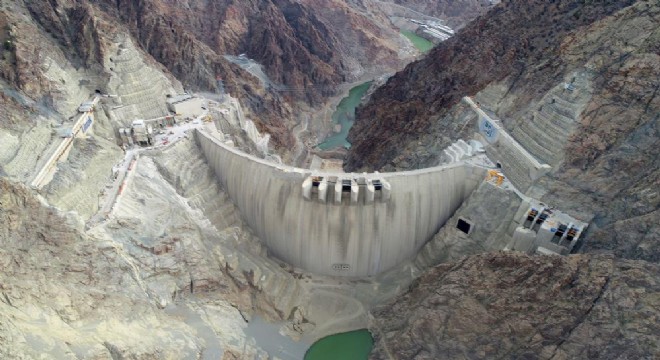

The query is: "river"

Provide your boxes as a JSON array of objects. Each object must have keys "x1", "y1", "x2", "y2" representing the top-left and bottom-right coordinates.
[
  {"x1": 401, "y1": 30, "x2": 434, "y2": 53},
  {"x1": 317, "y1": 81, "x2": 372, "y2": 150},
  {"x1": 305, "y1": 329, "x2": 374, "y2": 360}
]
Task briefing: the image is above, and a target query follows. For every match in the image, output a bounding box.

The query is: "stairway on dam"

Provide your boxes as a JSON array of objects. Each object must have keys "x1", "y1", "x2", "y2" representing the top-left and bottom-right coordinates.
[{"x1": 107, "y1": 39, "x2": 176, "y2": 123}]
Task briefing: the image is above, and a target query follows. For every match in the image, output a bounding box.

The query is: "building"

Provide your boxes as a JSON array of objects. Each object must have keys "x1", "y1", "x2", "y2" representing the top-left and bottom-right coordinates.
[
  {"x1": 166, "y1": 94, "x2": 204, "y2": 118},
  {"x1": 510, "y1": 202, "x2": 589, "y2": 255}
]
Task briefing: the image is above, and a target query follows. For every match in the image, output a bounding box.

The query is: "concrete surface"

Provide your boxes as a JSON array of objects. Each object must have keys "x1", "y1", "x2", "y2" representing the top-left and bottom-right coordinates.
[{"x1": 195, "y1": 129, "x2": 486, "y2": 276}]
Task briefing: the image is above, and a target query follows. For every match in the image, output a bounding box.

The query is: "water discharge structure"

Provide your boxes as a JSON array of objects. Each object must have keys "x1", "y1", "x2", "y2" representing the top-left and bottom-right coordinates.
[
  {"x1": 317, "y1": 82, "x2": 372, "y2": 150},
  {"x1": 305, "y1": 329, "x2": 374, "y2": 360}
]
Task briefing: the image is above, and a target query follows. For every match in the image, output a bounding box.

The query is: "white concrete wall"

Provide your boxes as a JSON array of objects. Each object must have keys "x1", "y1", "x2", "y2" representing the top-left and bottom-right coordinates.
[
  {"x1": 172, "y1": 98, "x2": 204, "y2": 118},
  {"x1": 196, "y1": 130, "x2": 485, "y2": 276}
]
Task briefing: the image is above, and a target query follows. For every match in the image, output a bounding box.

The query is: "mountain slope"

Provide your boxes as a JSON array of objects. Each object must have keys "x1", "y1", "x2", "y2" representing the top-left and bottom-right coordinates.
[
  {"x1": 1, "y1": 0, "x2": 410, "y2": 149},
  {"x1": 346, "y1": 0, "x2": 659, "y2": 260},
  {"x1": 370, "y1": 252, "x2": 660, "y2": 359}
]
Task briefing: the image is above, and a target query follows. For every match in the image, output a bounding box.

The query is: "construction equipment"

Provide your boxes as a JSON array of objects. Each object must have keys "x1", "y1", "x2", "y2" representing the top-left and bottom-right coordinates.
[{"x1": 486, "y1": 169, "x2": 505, "y2": 186}]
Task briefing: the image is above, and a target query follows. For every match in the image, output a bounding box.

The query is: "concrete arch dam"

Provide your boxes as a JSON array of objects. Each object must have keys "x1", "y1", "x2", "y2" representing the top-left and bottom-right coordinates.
[{"x1": 196, "y1": 129, "x2": 485, "y2": 276}]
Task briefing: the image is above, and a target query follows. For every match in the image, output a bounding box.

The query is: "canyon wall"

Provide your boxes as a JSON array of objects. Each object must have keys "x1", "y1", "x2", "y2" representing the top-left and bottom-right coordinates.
[
  {"x1": 370, "y1": 252, "x2": 660, "y2": 359},
  {"x1": 347, "y1": 0, "x2": 659, "y2": 261},
  {"x1": 1, "y1": 0, "x2": 411, "y2": 150}
]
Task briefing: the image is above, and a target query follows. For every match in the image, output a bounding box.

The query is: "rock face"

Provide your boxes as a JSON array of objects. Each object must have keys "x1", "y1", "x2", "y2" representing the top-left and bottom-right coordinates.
[
  {"x1": 0, "y1": 178, "x2": 202, "y2": 358},
  {"x1": 385, "y1": 0, "x2": 493, "y2": 28},
  {"x1": 370, "y1": 252, "x2": 660, "y2": 359},
  {"x1": 0, "y1": 163, "x2": 292, "y2": 358},
  {"x1": 1, "y1": 0, "x2": 410, "y2": 150},
  {"x1": 346, "y1": 0, "x2": 659, "y2": 261}
]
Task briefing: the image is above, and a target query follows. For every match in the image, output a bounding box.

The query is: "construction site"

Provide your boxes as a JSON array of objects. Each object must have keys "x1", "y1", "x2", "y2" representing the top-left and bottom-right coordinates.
[{"x1": 0, "y1": 34, "x2": 594, "y2": 360}]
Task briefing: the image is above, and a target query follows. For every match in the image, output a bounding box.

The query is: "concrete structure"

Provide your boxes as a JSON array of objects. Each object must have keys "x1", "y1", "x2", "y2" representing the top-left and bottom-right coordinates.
[
  {"x1": 464, "y1": 97, "x2": 552, "y2": 191},
  {"x1": 409, "y1": 19, "x2": 454, "y2": 43},
  {"x1": 167, "y1": 94, "x2": 204, "y2": 118},
  {"x1": 31, "y1": 96, "x2": 100, "y2": 189},
  {"x1": 195, "y1": 129, "x2": 485, "y2": 276},
  {"x1": 509, "y1": 202, "x2": 589, "y2": 255}
]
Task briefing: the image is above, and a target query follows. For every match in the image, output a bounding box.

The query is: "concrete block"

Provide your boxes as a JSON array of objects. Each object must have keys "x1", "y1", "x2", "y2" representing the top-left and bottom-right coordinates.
[
  {"x1": 318, "y1": 180, "x2": 328, "y2": 203},
  {"x1": 351, "y1": 180, "x2": 359, "y2": 205},
  {"x1": 381, "y1": 180, "x2": 392, "y2": 202},
  {"x1": 334, "y1": 180, "x2": 342, "y2": 204},
  {"x1": 302, "y1": 178, "x2": 312, "y2": 200},
  {"x1": 365, "y1": 181, "x2": 375, "y2": 204}
]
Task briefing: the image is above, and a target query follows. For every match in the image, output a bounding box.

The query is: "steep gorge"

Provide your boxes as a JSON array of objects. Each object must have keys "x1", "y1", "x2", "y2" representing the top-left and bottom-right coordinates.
[
  {"x1": 1, "y1": 0, "x2": 411, "y2": 150},
  {"x1": 347, "y1": 0, "x2": 659, "y2": 261},
  {"x1": 0, "y1": 0, "x2": 658, "y2": 358}
]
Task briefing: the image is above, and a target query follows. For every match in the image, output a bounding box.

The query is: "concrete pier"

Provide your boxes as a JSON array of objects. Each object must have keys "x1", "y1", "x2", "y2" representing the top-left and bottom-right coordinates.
[{"x1": 196, "y1": 129, "x2": 485, "y2": 276}]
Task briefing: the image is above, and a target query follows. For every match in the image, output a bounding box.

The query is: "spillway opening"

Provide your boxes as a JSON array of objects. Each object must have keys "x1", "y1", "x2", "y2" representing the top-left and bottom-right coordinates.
[{"x1": 342, "y1": 179, "x2": 352, "y2": 192}]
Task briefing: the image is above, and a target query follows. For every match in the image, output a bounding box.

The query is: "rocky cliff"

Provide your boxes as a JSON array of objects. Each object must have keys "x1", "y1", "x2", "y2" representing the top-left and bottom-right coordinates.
[
  {"x1": 370, "y1": 252, "x2": 660, "y2": 359},
  {"x1": 0, "y1": 164, "x2": 294, "y2": 358},
  {"x1": 386, "y1": 0, "x2": 493, "y2": 28},
  {"x1": 0, "y1": 0, "x2": 410, "y2": 149},
  {"x1": 347, "y1": 0, "x2": 659, "y2": 261}
]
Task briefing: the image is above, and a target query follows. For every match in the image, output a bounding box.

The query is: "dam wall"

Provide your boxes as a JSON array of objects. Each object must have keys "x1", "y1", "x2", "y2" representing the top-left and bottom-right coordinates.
[{"x1": 196, "y1": 129, "x2": 485, "y2": 276}]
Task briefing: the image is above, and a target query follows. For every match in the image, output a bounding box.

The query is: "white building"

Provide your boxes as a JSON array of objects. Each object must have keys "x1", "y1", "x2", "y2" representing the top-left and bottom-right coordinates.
[{"x1": 166, "y1": 94, "x2": 204, "y2": 118}]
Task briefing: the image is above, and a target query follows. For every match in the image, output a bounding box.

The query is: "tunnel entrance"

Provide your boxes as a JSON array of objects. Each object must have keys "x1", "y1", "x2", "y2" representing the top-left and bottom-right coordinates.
[{"x1": 457, "y1": 218, "x2": 472, "y2": 235}]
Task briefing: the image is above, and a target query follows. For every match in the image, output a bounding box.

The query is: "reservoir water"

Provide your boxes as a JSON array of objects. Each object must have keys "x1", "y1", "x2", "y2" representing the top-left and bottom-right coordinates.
[
  {"x1": 304, "y1": 329, "x2": 374, "y2": 360},
  {"x1": 401, "y1": 30, "x2": 434, "y2": 53},
  {"x1": 317, "y1": 81, "x2": 372, "y2": 150}
]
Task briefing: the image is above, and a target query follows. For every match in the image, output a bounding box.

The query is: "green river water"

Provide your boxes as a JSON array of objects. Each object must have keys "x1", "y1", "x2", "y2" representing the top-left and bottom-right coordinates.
[
  {"x1": 401, "y1": 30, "x2": 434, "y2": 53},
  {"x1": 316, "y1": 31, "x2": 432, "y2": 151},
  {"x1": 304, "y1": 329, "x2": 374, "y2": 360},
  {"x1": 317, "y1": 81, "x2": 372, "y2": 150}
]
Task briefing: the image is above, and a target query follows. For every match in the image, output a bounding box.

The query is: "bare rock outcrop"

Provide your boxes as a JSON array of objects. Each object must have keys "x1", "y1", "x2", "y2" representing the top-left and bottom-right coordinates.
[
  {"x1": 384, "y1": 0, "x2": 493, "y2": 29},
  {"x1": 370, "y1": 252, "x2": 660, "y2": 359},
  {"x1": 0, "y1": 173, "x2": 278, "y2": 358},
  {"x1": 0, "y1": 178, "x2": 201, "y2": 358},
  {"x1": 346, "y1": 0, "x2": 659, "y2": 261},
  {"x1": 1, "y1": 0, "x2": 411, "y2": 150}
]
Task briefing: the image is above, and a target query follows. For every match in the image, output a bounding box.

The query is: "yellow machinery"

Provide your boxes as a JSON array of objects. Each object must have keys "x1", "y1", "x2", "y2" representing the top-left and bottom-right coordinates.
[{"x1": 486, "y1": 169, "x2": 505, "y2": 186}]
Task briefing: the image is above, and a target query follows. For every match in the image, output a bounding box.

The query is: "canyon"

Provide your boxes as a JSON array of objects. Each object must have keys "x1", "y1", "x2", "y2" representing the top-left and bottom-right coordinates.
[{"x1": 1, "y1": 0, "x2": 658, "y2": 359}]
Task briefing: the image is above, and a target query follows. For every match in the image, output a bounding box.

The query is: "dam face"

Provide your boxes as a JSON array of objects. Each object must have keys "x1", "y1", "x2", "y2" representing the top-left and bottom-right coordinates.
[{"x1": 196, "y1": 130, "x2": 484, "y2": 276}]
